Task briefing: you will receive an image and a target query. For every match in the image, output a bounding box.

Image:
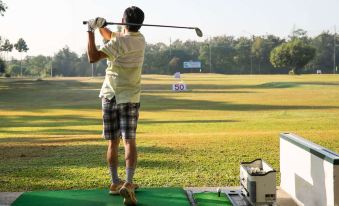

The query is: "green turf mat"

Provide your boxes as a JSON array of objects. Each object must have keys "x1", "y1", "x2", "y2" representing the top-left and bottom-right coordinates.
[
  {"x1": 193, "y1": 192, "x2": 232, "y2": 206},
  {"x1": 12, "y1": 188, "x2": 190, "y2": 206}
]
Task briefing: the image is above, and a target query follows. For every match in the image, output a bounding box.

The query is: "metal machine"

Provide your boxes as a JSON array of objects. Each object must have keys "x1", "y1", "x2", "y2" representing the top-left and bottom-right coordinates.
[{"x1": 240, "y1": 159, "x2": 277, "y2": 206}]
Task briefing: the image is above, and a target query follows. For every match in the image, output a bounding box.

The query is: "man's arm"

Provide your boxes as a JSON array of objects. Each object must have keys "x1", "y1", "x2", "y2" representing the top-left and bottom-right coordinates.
[
  {"x1": 87, "y1": 31, "x2": 107, "y2": 63},
  {"x1": 99, "y1": 28, "x2": 113, "y2": 41}
]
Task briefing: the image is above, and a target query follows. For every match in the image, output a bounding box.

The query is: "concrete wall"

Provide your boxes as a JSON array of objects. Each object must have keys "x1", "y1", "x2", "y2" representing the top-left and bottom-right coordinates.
[
  {"x1": 280, "y1": 133, "x2": 339, "y2": 206},
  {"x1": 334, "y1": 165, "x2": 339, "y2": 206}
]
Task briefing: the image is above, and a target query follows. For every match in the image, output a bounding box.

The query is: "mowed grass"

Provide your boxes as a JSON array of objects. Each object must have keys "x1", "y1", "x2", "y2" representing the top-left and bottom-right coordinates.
[{"x1": 1, "y1": 74, "x2": 339, "y2": 192}]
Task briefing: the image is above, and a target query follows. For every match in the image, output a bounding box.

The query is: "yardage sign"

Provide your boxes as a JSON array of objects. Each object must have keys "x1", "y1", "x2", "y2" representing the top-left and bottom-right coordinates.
[
  {"x1": 172, "y1": 83, "x2": 187, "y2": 91},
  {"x1": 174, "y1": 72, "x2": 181, "y2": 79},
  {"x1": 183, "y1": 61, "x2": 201, "y2": 69}
]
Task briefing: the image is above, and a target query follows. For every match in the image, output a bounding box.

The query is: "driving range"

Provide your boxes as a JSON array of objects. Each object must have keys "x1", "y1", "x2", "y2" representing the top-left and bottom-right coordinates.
[{"x1": 1, "y1": 74, "x2": 339, "y2": 205}]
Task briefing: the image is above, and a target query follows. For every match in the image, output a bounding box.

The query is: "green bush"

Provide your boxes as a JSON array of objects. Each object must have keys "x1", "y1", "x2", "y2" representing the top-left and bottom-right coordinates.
[{"x1": 8, "y1": 64, "x2": 21, "y2": 76}]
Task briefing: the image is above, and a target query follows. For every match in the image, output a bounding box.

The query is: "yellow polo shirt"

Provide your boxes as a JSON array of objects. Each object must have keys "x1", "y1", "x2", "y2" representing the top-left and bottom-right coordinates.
[{"x1": 99, "y1": 31, "x2": 145, "y2": 104}]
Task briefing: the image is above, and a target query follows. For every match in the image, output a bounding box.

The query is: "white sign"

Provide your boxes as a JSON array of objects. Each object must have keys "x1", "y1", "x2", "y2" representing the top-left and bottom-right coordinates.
[
  {"x1": 172, "y1": 83, "x2": 187, "y2": 92},
  {"x1": 174, "y1": 72, "x2": 181, "y2": 79},
  {"x1": 317, "y1": 70, "x2": 322, "y2": 74},
  {"x1": 183, "y1": 61, "x2": 201, "y2": 69}
]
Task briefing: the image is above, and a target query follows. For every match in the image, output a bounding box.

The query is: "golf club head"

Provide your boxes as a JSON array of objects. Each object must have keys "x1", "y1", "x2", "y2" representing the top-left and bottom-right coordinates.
[{"x1": 195, "y1": 28, "x2": 203, "y2": 37}]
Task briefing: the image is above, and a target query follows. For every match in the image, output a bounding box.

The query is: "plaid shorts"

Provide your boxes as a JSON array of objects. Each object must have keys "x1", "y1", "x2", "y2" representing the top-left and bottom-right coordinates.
[{"x1": 102, "y1": 97, "x2": 140, "y2": 140}]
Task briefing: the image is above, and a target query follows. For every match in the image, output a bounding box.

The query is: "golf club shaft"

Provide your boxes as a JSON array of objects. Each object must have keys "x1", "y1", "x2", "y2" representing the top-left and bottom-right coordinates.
[{"x1": 83, "y1": 21, "x2": 196, "y2": 30}]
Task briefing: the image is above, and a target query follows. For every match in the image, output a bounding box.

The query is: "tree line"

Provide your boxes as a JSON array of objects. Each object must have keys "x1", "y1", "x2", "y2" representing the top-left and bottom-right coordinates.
[
  {"x1": 1, "y1": 29, "x2": 338, "y2": 77},
  {"x1": 143, "y1": 29, "x2": 338, "y2": 75}
]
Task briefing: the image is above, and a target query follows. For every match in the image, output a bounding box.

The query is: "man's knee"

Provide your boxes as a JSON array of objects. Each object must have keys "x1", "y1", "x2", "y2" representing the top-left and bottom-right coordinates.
[
  {"x1": 123, "y1": 139, "x2": 137, "y2": 155},
  {"x1": 123, "y1": 139, "x2": 136, "y2": 149},
  {"x1": 108, "y1": 139, "x2": 120, "y2": 149}
]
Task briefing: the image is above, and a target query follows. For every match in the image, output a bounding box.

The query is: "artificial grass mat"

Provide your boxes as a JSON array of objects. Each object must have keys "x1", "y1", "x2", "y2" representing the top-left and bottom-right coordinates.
[
  {"x1": 193, "y1": 192, "x2": 232, "y2": 206},
  {"x1": 12, "y1": 187, "x2": 190, "y2": 206}
]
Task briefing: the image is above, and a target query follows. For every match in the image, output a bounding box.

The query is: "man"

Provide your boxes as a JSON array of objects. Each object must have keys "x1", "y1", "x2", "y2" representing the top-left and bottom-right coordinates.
[{"x1": 86, "y1": 6, "x2": 145, "y2": 206}]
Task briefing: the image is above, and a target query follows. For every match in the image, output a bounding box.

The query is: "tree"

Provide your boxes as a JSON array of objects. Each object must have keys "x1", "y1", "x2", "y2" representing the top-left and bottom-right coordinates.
[
  {"x1": 234, "y1": 37, "x2": 252, "y2": 73},
  {"x1": 199, "y1": 36, "x2": 237, "y2": 73},
  {"x1": 251, "y1": 35, "x2": 285, "y2": 74},
  {"x1": 169, "y1": 57, "x2": 180, "y2": 72},
  {"x1": 270, "y1": 39, "x2": 316, "y2": 74},
  {"x1": 14, "y1": 38, "x2": 29, "y2": 76},
  {"x1": 0, "y1": 0, "x2": 7, "y2": 16},
  {"x1": 309, "y1": 32, "x2": 339, "y2": 73},
  {"x1": 0, "y1": 39, "x2": 13, "y2": 60},
  {"x1": 143, "y1": 42, "x2": 170, "y2": 74},
  {"x1": 26, "y1": 55, "x2": 51, "y2": 77},
  {"x1": 0, "y1": 37, "x2": 13, "y2": 75},
  {"x1": 289, "y1": 28, "x2": 310, "y2": 43},
  {"x1": 6, "y1": 59, "x2": 22, "y2": 76},
  {"x1": 53, "y1": 46, "x2": 79, "y2": 76}
]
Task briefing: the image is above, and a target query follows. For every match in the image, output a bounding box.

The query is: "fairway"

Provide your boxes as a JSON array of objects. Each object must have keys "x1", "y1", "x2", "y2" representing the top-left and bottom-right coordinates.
[{"x1": 1, "y1": 74, "x2": 339, "y2": 192}]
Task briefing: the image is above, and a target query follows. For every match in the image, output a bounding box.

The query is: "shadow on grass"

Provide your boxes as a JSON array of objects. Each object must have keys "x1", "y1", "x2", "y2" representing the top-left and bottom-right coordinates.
[
  {"x1": 142, "y1": 90, "x2": 257, "y2": 94},
  {"x1": 0, "y1": 114, "x2": 101, "y2": 135},
  {"x1": 294, "y1": 81, "x2": 339, "y2": 86},
  {"x1": 256, "y1": 81, "x2": 339, "y2": 88},
  {"x1": 176, "y1": 81, "x2": 339, "y2": 90},
  {"x1": 257, "y1": 82, "x2": 300, "y2": 88},
  {"x1": 0, "y1": 79, "x2": 102, "y2": 110},
  {"x1": 0, "y1": 136, "x2": 101, "y2": 143},
  {"x1": 0, "y1": 114, "x2": 238, "y2": 136},
  {"x1": 0, "y1": 143, "x2": 188, "y2": 191},
  {"x1": 1, "y1": 79, "x2": 338, "y2": 113},
  {"x1": 0, "y1": 143, "x2": 182, "y2": 170},
  {"x1": 0, "y1": 115, "x2": 100, "y2": 128},
  {"x1": 0, "y1": 115, "x2": 237, "y2": 128},
  {"x1": 141, "y1": 95, "x2": 339, "y2": 111},
  {"x1": 0, "y1": 129, "x2": 99, "y2": 135},
  {"x1": 140, "y1": 119, "x2": 239, "y2": 124}
]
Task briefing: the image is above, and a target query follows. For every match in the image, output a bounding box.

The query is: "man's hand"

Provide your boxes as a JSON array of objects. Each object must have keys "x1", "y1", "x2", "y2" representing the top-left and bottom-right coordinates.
[{"x1": 87, "y1": 17, "x2": 107, "y2": 32}]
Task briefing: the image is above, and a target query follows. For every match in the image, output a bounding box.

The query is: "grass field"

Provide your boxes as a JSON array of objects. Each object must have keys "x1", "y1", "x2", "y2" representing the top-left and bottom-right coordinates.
[{"x1": 1, "y1": 74, "x2": 339, "y2": 192}]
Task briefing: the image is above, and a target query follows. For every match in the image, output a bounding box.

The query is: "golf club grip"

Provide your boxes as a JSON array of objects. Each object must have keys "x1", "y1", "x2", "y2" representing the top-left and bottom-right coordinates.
[{"x1": 83, "y1": 21, "x2": 110, "y2": 25}]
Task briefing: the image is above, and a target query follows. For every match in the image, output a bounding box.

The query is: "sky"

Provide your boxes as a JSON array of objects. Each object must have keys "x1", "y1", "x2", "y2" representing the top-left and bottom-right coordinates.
[{"x1": 1, "y1": 0, "x2": 339, "y2": 59}]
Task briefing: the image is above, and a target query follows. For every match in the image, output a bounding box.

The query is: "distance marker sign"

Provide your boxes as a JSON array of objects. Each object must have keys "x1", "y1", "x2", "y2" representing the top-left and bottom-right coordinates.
[{"x1": 172, "y1": 83, "x2": 187, "y2": 91}]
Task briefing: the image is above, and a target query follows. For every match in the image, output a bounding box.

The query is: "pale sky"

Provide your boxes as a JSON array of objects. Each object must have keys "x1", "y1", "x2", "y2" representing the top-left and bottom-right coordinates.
[{"x1": 1, "y1": 0, "x2": 339, "y2": 59}]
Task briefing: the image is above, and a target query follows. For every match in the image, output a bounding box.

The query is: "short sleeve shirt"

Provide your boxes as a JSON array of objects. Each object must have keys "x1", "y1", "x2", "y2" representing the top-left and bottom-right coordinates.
[{"x1": 99, "y1": 31, "x2": 145, "y2": 104}]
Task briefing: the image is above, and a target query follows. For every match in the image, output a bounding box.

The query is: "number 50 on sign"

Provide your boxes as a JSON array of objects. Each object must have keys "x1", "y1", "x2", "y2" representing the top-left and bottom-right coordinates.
[{"x1": 172, "y1": 83, "x2": 187, "y2": 91}]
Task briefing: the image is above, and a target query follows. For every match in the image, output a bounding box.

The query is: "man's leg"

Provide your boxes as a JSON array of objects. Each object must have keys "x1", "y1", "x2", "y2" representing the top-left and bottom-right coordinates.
[
  {"x1": 102, "y1": 97, "x2": 123, "y2": 194},
  {"x1": 123, "y1": 139, "x2": 137, "y2": 183},
  {"x1": 119, "y1": 103, "x2": 139, "y2": 205},
  {"x1": 120, "y1": 139, "x2": 138, "y2": 205},
  {"x1": 107, "y1": 138, "x2": 120, "y2": 184}
]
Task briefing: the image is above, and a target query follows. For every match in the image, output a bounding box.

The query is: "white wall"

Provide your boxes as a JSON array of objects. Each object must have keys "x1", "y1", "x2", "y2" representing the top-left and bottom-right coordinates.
[
  {"x1": 280, "y1": 133, "x2": 339, "y2": 206},
  {"x1": 334, "y1": 166, "x2": 339, "y2": 205}
]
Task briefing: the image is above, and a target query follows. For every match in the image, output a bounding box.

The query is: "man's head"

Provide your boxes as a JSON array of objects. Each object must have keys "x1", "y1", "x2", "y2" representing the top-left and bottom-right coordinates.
[{"x1": 123, "y1": 6, "x2": 144, "y2": 32}]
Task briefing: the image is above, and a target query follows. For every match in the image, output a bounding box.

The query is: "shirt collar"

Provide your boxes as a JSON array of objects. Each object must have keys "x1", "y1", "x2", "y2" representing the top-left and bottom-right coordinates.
[{"x1": 125, "y1": 31, "x2": 141, "y2": 36}]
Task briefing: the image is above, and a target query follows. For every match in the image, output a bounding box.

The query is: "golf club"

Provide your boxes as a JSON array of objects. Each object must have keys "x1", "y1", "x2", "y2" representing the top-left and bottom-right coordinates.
[{"x1": 83, "y1": 21, "x2": 203, "y2": 37}]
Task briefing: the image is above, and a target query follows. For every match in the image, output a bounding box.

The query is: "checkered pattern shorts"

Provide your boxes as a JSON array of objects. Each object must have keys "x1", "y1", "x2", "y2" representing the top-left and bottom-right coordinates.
[{"x1": 102, "y1": 97, "x2": 140, "y2": 140}]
